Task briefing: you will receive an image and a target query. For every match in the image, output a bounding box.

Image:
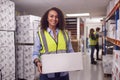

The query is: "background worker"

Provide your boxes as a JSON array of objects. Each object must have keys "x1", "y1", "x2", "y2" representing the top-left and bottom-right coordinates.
[
  {"x1": 95, "y1": 27, "x2": 101, "y2": 60},
  {"x1": 89, "y1": 28, "x2": 97, "y2": 65}
]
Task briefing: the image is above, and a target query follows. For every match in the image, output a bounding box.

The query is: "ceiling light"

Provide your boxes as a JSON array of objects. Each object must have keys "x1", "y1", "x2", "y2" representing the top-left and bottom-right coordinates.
[{"x1": 66, "y1": 13, "x2": 90, "y2": 17}]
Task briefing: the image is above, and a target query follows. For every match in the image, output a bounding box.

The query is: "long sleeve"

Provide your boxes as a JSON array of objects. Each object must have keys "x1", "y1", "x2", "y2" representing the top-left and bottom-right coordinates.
[
  {"x1": 32, "y1": 33, "x2": 42, "y2": 62},
  {"x1": 67, "y1": 39, "x2": 74, "y2": 53}
]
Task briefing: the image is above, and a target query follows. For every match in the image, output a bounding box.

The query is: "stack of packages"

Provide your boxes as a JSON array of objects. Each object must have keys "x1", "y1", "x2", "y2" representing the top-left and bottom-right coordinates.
[
  {"x1": 106, "y1": 0, "x2": 119, "y2": 16},
  {"x1": 0, "y1": 0, "x2": 16, "y2": 80},
  {"x1": 117, "y1": 19, "x2": 120, "y2": 40},
  {"x1": 102, "y1": 54, "x2": 113, "y2": 74},
  {"x1": 106, "y1": 20, "x2": 116, "y2": 39},
  {"x1": 15, "y1": 15, "x2": 41, "y2": 80},
  {"x1": 112, "y1": 50, "x2": 120, "y2": 80}
]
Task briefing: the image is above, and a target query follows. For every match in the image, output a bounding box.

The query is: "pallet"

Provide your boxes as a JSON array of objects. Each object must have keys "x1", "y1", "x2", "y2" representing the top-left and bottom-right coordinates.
[{"x1": 104, "y1": 74, "x2": 112, "y2": 77}]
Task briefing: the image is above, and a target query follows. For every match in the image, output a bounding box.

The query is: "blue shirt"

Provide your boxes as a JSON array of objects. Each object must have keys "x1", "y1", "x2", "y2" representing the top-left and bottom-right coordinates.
[{"x1": 32, "y1": 28, "x2": 74, "y2": 78}]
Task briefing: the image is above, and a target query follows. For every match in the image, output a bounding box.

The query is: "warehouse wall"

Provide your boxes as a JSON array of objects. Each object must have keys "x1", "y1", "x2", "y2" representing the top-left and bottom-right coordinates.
[{"x1": 85, "y1": 17, "x2": 102, "y2": 37}]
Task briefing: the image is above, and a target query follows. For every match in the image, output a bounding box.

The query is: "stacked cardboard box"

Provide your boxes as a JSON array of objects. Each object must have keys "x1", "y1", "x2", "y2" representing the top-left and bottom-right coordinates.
[
  {"x1": 0, "y1": 0, "x2": 15, "y2": 31},
  {"x1": 102, "y1": 54, "x2": 113, "y2": 74},
  {"x1": 114, "y1": 0, "x2": 119, "y2": 5},
  {"x1": 71, "y1": 39, "x2": 80, "y2": 52},
  {"x1": 15, "y1": 15, "x2": 40, "y2": 44},
  {"x1": 106, "y1": 20, "x2": 116, "y2": 39},
  {"x1": 106, "y1": 0, "x2": 119, "y2": 16},
  {"x1": 15, "y1": 15, "x2": 40, "y2": 80},
  {"x1": 0, "y1": 0, "x2": 15, "y2": 80},
  {"x1": 0, "y1": 29, "x2": 15, "y2": 80},
  {"x1": 112, "y1": 50, "x2": 120, "y2": 80},
  {"x1": 117, "y1": 19, "x2": 120, "y2": 40},
  {"x1": 16, "y1": 45, "x2": 35, "y2": 80}
]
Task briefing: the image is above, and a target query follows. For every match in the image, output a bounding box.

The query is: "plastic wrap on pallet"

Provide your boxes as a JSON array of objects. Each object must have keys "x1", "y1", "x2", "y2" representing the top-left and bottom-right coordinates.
[
  {"x1": 16, "y1": 45, "x2": 36, "y2": 80},
  {"x1": 0, "y1": 0, "x2": 15, "y2": 80},
  {"x1": 15, "y1": 15, "x2": 41, "y2": 44},
  {"x1": 0, "y1": 0, "x2": 15, "y2": 31}
]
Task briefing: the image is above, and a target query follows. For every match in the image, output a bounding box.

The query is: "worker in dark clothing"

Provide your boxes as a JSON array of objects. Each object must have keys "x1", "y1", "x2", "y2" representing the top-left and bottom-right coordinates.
[
  {"x1": 95, "y1": 27, "x2": 101, "y2": 60},
  {"x1": 89, "y1": 28, "x2": 97, "y2": 64}
]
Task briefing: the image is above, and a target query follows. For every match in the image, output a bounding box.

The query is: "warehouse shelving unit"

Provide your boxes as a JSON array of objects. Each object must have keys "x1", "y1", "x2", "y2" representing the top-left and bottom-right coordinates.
[
  {"x1": 103, "y1": 0, "x2": 120, "y2": 79},
  {"x1": 65, "y1": 18, "x2": 79, "y2": 52},
  {"x1": 105, "y1": 0, "x2": 120, "y2": 46},
  {"x1": 65, "y1": 17, "x2": 84, "y2": 52},
  {"x1": 65, "y1": 18, "x2": 77, "y2": 37},
  {"x1": 103, "y1": 0, "x2": 120, "y2": 55},
  {"x1": 105, "y1": 1, "x2": 120, "y2": 21}
]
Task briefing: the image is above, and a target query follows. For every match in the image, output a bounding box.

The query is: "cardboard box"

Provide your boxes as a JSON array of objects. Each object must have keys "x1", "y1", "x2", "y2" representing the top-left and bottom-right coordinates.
[
  {"x1": 41, "y1": 52, "x2": 83, "y2": 74},
  {"x1": 102, "y1": 55, "x2": 113, "y2": 74},
  {"x1": 15, "y1": 15, "x2": 40, "y2": 44},
  {"x1": 71, "y1": 40, "x2": 80, "y2": 52}
]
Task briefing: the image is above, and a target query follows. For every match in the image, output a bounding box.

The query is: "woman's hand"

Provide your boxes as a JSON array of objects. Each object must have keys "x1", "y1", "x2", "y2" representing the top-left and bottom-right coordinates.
[
  {"x1": 34, "y1": 59, "x2": 42, "y2": 73},
  {"x1": 37, "y1": 61, "x2": 42, "y2": 73}
]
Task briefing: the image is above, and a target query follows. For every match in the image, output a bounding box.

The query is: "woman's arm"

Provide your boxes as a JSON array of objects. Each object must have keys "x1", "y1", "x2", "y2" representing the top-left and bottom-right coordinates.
[
  {"x1": 32, "y1": 33, "x2": 42, "y2": 73},
  {"x1": 67, "y1": 38, "x2": 74, "y2": 53}
]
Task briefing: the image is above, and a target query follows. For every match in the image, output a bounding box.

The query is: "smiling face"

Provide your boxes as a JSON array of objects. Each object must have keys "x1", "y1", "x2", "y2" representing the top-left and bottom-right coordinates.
[{"x1": 47, "y1": 10, "x2": 59, "y2": 29}]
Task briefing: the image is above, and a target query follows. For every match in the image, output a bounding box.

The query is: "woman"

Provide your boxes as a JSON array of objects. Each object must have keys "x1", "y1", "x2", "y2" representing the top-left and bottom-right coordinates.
[
  {"x1": 32, "y1": 7, "x2": 74, "y2": 80},
  {"x1": 89, "y1": 28, "x2": 97, "y2": 65}
]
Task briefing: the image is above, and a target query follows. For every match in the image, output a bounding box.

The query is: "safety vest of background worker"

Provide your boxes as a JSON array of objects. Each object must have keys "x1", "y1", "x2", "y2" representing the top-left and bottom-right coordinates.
[
  {"x1": 89, "y1": 36, "x2": 97, "y2": 46},
  {"x1": 89, "y1": 30, "x2": 97, "y2": 46},
  {"x1": 38, "y1": 30, "x2": 69, "y2": 54}
]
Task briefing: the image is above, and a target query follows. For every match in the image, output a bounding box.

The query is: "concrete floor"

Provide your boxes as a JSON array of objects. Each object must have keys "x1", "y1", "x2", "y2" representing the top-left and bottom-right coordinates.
[{"x1": 69, "y1": 54, "x2": 111, "y2": 80}]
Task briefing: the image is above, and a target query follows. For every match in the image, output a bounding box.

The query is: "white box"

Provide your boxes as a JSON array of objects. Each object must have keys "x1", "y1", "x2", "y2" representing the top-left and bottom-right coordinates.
[
  {"x1": 41, "y1": 52, "x2": 83, "y2": 74},
  {"x1": 15, "y1": 29, "x2": 34, "y2": 43},
  {"x1": 114, "y1": 0, "x2": 119, "y2": 5},
  {"x1": 0, "y1": 31, "x2": 7, "y2": 47},
  {"x1": 103, "y1": 55, "x2": 113, "y2": 74}
]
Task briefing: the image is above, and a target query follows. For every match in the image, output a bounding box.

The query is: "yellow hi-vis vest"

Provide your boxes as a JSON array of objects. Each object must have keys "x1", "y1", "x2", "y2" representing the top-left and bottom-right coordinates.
[
  {"x1": 89, "y1": 36, "x2": 96, "y2": 46},
  {"x1": 38, "y1": 30, "x2": 69, "y2": 54}
]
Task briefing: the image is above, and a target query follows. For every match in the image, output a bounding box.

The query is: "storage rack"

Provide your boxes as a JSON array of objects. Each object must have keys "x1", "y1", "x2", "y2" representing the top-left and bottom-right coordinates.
[
  {"x1": 65, "y1": 18, "x2": 77, "y2": 38},
  {"x1": 103, "y1": 0, "x2": 120, "y2": 77},
  {"x1": 102, "y1": 0, "x2": 120, "y2": 55},
  {"x1": 65, "y1": 17, "x2": 82, "y2": 52},
  {"x1": 105, "y1": 1, "x2": 120, "y2": 47}
]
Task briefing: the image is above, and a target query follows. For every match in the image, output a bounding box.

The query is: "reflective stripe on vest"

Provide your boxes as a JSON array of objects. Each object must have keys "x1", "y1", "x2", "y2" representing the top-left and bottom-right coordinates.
[{"x1": 38, "y1": 30, "x2": 69, "y2": 54}]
